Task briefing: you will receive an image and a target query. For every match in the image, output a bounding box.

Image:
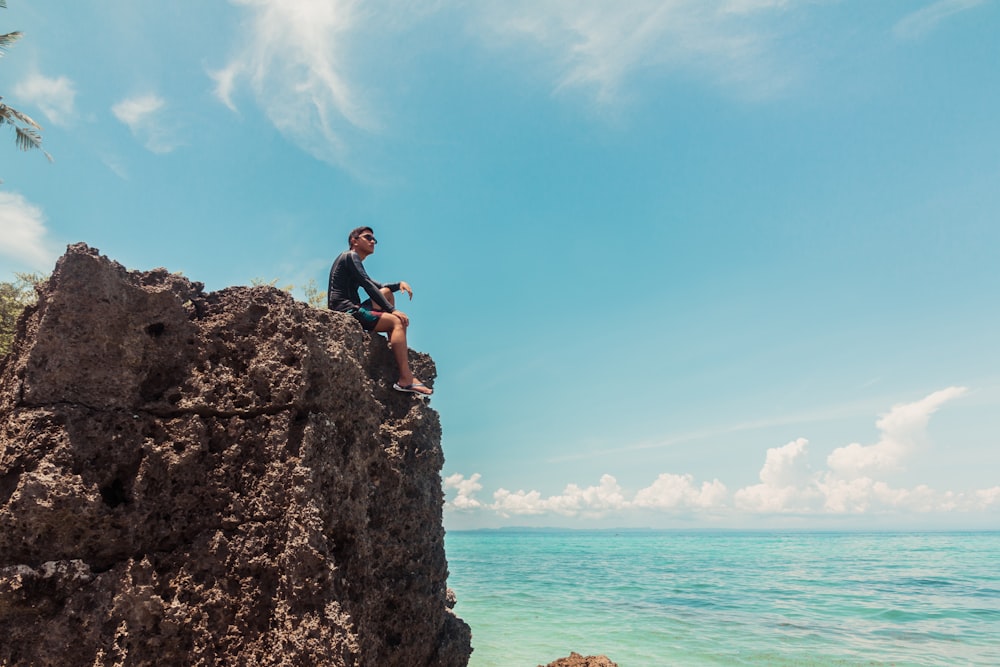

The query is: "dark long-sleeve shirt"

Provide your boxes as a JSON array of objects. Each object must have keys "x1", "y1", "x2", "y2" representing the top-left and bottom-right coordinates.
[{"x1": 327, "y1": 250, "x2": 400, "y2": 313}]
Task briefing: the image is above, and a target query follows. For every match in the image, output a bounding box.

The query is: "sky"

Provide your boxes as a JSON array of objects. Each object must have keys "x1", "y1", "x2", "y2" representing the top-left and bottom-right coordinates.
[{"x1": 1, "y1": 0, "x2": 998, "y2": 530}]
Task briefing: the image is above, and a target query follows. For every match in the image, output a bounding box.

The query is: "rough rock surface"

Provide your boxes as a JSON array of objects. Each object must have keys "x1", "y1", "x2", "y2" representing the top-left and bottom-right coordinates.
[
  {"x1": 0, "y1": 244, "x2": 471, "y2": 666},
  {"x1": 538, "y1": 653, "x2": 619, "y2": 667}
]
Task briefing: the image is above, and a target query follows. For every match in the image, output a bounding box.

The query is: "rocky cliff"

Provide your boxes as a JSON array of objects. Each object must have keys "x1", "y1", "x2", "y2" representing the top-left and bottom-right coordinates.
[{"x1": 0, "y1": 244, "x2": 471, "y2": 666}]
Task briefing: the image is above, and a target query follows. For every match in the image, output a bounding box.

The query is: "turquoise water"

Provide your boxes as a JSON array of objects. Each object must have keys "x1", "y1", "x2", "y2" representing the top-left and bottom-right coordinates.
[{"x1": 445, "y1": 530, "x2": 1000, "y2": 666}]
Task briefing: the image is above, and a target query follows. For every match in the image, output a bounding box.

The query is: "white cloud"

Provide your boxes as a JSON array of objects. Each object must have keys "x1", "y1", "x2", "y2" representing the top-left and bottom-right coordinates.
[
  {"x1": 213, "y1": 0, "x2": 803, "y2": 170},
  {"x1": 826, "y1": 387, "x2": 967, "y2": 479},
  {"x1": 0, "y1": 192, "x2": 57, "y2": 271},
  {"x1": 758, "y1": 437, "x2": 812, "y2": 487},
  {"x1": 446, "y1": 387, "x2": 993, "y2": 524},
  {"x1": 111, "y1": 93, "x2": 178, "y2": 154},
  {"x1": 13, "y1": 73, "x2": 76, "y2": 127},
  {"x1": 735, "y1": 481, "x2": 814, "y2": 514},
  {"x1": 112, "y1": 94, "x2": 164, "y2": 131},
  {"x1": 490, "y1": 488, "x2": 547, "y2": 517},
  {"x1": 473, "y1": 0, "x2": 799, "y2": 105},
  {"x1": 463, "y1": 473, "x2": 725, "y2": 518},
  {"x1": 734, "y1": 438, "x2": 822, "y2": 513},
  {"x1": 209, "y1": 63, "x2": 241, "y2": 114},
  {"x1": 722, "y1": 0, "x2": 793, "y2": 14},
  {"x1": 492, "y1": 474, "x2": 629, "y2": 518},
  {"x1": 100, "y1": 153, "x2": 130, "y2": 181},
  {"x1": 816, "y1": 477, "x2": 971, "y2": 515},
  {"x1": 893, "y1": 0, "x2": 987, "y2": 41},
  {"x1": 541, "y1": 474, "x2": 629, "y2": 517},
  {"x1": 212, "y1": 0, "x2": 376, "y2": 168},
  {"x1": 974, "y1": 486, "x2": 1000, "y2": 509},
  {"x1": 632, "y1": 473, "x2": 727, "y2": 510},
  {"x1": 738, "y1": 388, "x2": 978, "y2": 515},
  {"x1": 444, "y1": 473, "x2": 484, "y2": 510}
]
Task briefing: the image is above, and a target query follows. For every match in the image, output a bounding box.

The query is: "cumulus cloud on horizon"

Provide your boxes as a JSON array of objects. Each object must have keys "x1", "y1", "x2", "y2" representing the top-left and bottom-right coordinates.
[
  {"x1": 445, "y1": 387, "x2": 996, "y2": 522},
  {"x1": 826, "y1": 387, "x2": 968, "y2": 479}
]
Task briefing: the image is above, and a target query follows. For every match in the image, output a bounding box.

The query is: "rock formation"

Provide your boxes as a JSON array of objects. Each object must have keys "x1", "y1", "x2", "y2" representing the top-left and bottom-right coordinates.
[
  {"x1": 0, "y1": 244, "x2": 471, "y2": 666},
  {"x1": 539, "y1": 653, "x2": 619, "y2": 667}
]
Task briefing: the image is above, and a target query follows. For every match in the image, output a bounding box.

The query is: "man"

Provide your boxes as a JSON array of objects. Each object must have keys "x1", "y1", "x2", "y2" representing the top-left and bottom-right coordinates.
[{"x1": 327, "y1": 226, "x2": 433, "y2": 396}]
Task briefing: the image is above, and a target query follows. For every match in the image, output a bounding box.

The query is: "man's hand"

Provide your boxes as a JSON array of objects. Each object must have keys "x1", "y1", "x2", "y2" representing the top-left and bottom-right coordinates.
[
  {"x1": 393, "y1": 310, "x2": 410, "y2": 328},
  {"x1": 399, "y1": 281, "x2": 414, "y2": 300}
]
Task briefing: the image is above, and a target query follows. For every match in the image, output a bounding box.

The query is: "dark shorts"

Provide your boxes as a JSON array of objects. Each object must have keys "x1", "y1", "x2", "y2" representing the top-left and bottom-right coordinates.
[{"x1": 348, "y1": 303, "x2": 383, "y2": 332}]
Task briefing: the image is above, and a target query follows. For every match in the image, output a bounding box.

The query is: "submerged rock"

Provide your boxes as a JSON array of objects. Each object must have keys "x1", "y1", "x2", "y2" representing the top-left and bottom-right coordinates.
[
  {"x1": 539, "y1": 653, "x2": 619, "y2": 667},
  {"x1": 0, "y1": 243, "x2": 471, "y2": 666}
]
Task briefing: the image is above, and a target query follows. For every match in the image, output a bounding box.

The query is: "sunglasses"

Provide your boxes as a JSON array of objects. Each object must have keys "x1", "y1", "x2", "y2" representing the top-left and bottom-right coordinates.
[{"x1": 359, "y1": 234, "x2": 378, "y2": 244}]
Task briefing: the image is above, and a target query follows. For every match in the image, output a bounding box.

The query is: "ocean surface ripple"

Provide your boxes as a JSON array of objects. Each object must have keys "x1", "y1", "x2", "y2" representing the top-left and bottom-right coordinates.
[{"x1": 446, "y1": 530, "x2": 1000, "y2": 666}]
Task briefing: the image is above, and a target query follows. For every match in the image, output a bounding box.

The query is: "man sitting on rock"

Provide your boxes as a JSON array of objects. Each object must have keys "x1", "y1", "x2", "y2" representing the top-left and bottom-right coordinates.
[{"x1": 327, "y1": 226, "x2": 433, "y2": 397}]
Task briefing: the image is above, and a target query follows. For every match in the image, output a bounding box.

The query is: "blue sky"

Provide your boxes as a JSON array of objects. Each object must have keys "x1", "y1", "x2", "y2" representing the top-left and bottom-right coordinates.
[{"x1": 1, "y1": 0, "x2": 998, "y2": 529}]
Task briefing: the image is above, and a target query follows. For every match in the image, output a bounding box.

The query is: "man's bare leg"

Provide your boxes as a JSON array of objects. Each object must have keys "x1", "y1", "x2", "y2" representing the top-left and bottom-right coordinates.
[
  {"x1": 373, "y1": 313, "x2": 432, "y2": 395},
  {"x1": 379, "y1": 288, "x2": 396, "y2": 348}
]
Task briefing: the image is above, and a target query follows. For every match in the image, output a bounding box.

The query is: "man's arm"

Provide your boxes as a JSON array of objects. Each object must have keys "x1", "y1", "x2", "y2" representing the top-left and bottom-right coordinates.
[{"x1": 348, "y1": 253, "x2": 396, "y2": 312}]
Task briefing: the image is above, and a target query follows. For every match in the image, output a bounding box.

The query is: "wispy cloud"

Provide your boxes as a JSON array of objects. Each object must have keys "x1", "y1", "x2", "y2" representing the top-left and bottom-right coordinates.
[
  {"x1": 548, "y1": 397, "x2": 882, "y2": 463},
  {"x1": 100, "y1": 153, "x2": 130, "y2": 181},
  {"x1": 212, "y1": 0, "x2": 376, "y2": 168},
  {"x1": 472, "y1": 0, "x2": 800, "y2": 105},
  {"x1": 893, "y1": 0, "x2": 987, "y2": 41},
  {"x1": 111, "y1": 93, "x2": 178, "y2": 154},
  {"x1": 13, "y1": 72, "x2": 76, "y2": 127},
  {"x1": 208, "y1": 63, "x2": 240, "y2": 114},
  {"x1": 0, "y1": 192, "x2": 57, "y2": 271},
  {"x1": 212, "y1": 0, "x2": 803, "y2": 170},
  {"x1": 447, "y1": 388, "x2": 995, "y2": 522}
]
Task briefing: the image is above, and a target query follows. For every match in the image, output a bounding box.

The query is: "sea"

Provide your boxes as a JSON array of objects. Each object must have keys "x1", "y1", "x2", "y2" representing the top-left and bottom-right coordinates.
[{"x1": 444, "y1": 530, "x2": 1000, "y2": 667}]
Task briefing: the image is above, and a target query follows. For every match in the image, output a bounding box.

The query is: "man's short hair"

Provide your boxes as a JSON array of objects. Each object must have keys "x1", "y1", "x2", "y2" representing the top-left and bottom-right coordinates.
[{"x1": 348, "y1": 226, "x2": 374, "y2": 247}]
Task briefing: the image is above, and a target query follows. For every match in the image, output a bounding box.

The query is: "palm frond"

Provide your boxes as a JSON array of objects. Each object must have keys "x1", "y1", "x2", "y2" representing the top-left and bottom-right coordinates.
[
  {"x1": 13, "y1": 127, "x2": 52, "y2": 161},
  {"x1": 1, "y1": 4, "x2": 53, "y2": 163},
  {"x1": 0, "y1": 31, "x2": 22, "y2": 55},
  {"x1": 0, "y1": 103, "x2": 42, "y2": 130},
  {"x1": 0, "y1": 103, "x2": 53, "y2": 161},
  {"x1": 14, "y1": 124, "x2": 41, "y2": 150}
]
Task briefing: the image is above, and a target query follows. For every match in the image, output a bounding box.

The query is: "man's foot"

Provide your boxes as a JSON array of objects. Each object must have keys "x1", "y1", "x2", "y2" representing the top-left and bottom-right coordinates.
[{"x1": 393, "y1": 381, "x2": 433, "y2": 396}]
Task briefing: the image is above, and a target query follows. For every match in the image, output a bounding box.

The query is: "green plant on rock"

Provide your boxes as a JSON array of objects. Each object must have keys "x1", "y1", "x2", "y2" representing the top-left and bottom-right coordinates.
[
  {"x1": 0, "y1": 271, "x2": 45, "y2": 356},
  {"x1": 251, "y1": 277, "x2": 327, "y2": 309}
]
